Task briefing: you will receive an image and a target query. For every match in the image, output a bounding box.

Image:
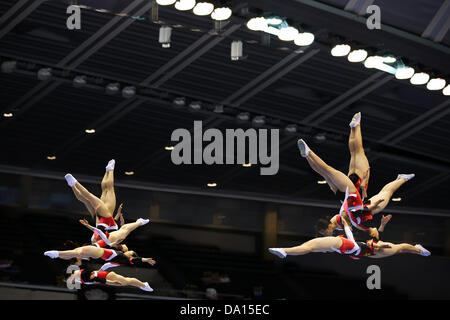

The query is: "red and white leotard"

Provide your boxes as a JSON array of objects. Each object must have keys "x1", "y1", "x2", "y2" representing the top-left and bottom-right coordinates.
[
  {"x1": 96, "y1": 216, "x2": 118, "y2": 231},
  {"x1": 330, "y1": 235, "x2": 361, "y2": 256}
]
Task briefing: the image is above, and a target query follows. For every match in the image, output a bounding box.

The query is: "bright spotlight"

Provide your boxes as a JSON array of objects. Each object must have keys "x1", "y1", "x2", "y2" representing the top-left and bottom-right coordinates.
[
  {"x1": 193, "y1": 2, "x2": 214, "y2": 16},
  {"x1": 395, "y1": 66, "x2": 415, "y2": 80},
  {"x1": 410, "y1": 72, "x2": 430, "y2": 85},
  {"x1": 278, "y1": 26, "x2": 298, "y2": 41},
  {"x1": 427, "y1": 78, "x2": 446, "y2": 91},
  {"x1": 246, "y1": 17, "x2": 267, "y2": 31},
  {"x1": 347, "y1": 49, "x2": 368, "y2": 63},
  {"x1": 231, "y1": 40, "x2": 243, "y2": 61},
  {"x1": 211, "y1": 7, "x2": 232, "y2": 21},
  {"x1": 174, "y1": 0, "x2": 196, "y2": 11},
  {"x1": 331, "y1": 44, "x2": 351, "y2": 57},
  {"x1": 156, "y1": 0, "x2": 176, "y2": 5},
  {"x1": 294, "y1": 32, "x2": 315, "y2": 46}
]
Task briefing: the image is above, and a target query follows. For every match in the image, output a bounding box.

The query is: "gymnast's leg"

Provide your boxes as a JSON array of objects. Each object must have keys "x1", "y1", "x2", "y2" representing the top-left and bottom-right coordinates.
[
  {"x1": 65, "y1": 174, "x2": 112, "y2": 218},
  {"x1": 348, "y1": 112, "x2": 370, "y2": 195},
  {"x1": 298, "y1": 139, "x2": 357, "y2": 194},
  {"x1": 100, "y1": 160, "x2": 117, "y2": 215},
  {"x1": 106, "y1": 272, "x2": 152, "y2": 291},
  {"x1": 368, "y1": 174, "x2": 415, "y2": 215},
  {"x1": 269, "y1": 236, "x2": 342, "y2": 258},
  {"x1": 108, "y1": 218, "x2": 149, "y2": 244}
]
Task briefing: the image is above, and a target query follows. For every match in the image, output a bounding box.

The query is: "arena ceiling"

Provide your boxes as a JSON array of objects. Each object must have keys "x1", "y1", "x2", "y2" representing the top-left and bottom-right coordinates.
[{"x1": 0, "y1": 0, "x2": 449, "y2": 212}]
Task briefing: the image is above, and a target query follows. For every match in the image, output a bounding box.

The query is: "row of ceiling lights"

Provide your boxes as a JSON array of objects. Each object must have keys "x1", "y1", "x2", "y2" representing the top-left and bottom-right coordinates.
[
  {"x1": 330, "y1": 44, "x2": 449, "y2": 95},
  {"x1": 246, "y1": 16, "x2": 315, "y2": 47}
]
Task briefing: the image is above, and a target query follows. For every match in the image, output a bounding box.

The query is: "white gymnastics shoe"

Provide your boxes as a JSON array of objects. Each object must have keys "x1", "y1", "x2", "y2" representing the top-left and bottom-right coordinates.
[
  {"x1": 297, "y1": 139, "x2": 310, "y2": 158},
  {"x1": 64, "y1": 174, "x2": 77, "y2": 187},
  {"x1": 44, "y1": 250, "x2": 59, "y2": 259},
  {"x1": 415, "y1": 244, "x2": 431, "y2": 256},
  {"x1": 349, "y1": 112, "x2": 361, "y2": 128},
  {"x1": 141, "y1": 282, "x2": 154, "y2": 292},
  {"x1": 397, "y1": 174, "x2": 415, "y2": 181},
  {"x1": 106, "y1": 159, "x2": 115, "y2": 172},
  {"x1": 136, "y1": 218, "x2": 150, "y2": 226},
  {"x1": 268, "y1": 248, "x2": 287, "y2": 259}
]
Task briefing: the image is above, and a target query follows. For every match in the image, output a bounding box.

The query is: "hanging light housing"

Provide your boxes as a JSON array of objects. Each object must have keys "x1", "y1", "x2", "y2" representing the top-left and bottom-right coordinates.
[{"x1": 159, "y1": 25, "x2": 172, "y2": 48}]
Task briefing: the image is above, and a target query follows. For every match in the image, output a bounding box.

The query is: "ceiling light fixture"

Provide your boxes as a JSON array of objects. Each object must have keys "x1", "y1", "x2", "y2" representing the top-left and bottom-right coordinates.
[
  {"x1": 124, "y1": 171, "x2": 135, "y2": 176},
  {"x1": 156, "y1": 0, "x2": 176, "y2": 5},
  {"x1": 193, "y1": 2, "x2": 214, "y2": 16},
  {"x1": 427, "y1": 78, "x2": 446, "y2": 91},
  {"x1": 294, "y1": 32, "x2": 315, "y2": 46},
  {"x1": 85, "y1": 129, "x2": 96, "y2": 134},
  {"x1": 331, "y1": 44, "x2": 351, "y2": 57},
  {"x1": 211, "y1": 7, "x2": 232, "y2": 21},
  {"x1": 207, "y1": 182, "x2": 217, "y2": 187},
  {"x1": 443, "y1": 85, "x2": 450, "y2": 96},
  {"x1": 174, "y1": 0, "x2": 196, "y2": 11},
  {"x1": 231, "y1": 40, "x2": 243, "y2": 61},
  {"x1": 3, "y1": 113, "x2": 13, "y2": 118},
  {"x1": 246, "y1": 17, "x2": 267, "y2": 31},
  {"x1": 410, "y1": 72, "x2": 430, "y2": 85},
  {"x1": 159, "y1": 25, "x2": 172, "y2": 48},
  {"x1": 347, "y1": 49, "x2": 368, "y2": 63},
  {"x1": 395, "y1": 65, "x2": 415, "y2": 80},
  {"x1": 278, "y1": 26, "x2": 298, "y2": 41}
]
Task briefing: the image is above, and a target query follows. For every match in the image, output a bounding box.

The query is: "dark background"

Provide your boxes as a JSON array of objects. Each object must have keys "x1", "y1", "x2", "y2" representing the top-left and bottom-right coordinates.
[{"x1": 0, "y1": 0, "x2": 449, "y2": 299}]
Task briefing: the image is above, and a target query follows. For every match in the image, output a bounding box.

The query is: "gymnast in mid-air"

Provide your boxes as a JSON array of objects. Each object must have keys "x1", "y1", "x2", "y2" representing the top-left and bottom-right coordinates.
[
  {"x1": 44, "y1": 243, "x2": 156, "y2": 270},
  {"x1": 79, "y1": 204, "x2": 149, "y2": 249},
  {"x1": 66, "y1": 263, "x2": 153, "y2": 292},
  {"x1": 269, "y1": 189, "x2": 431, "y2": 260},
  {"x1": 297, "y1": 113, "x2": 415, "y2": 239}
]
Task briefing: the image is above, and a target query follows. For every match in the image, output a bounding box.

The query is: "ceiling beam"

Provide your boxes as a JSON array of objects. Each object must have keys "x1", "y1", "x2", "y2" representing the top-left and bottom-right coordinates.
[
  {"x1": 52, "y1": 23, "x2": 240, "y2": 160},
  {"x1": 232, "y1": 49, "x2": 321, "y2": 107},
  {"x1": 301, "y1": 72, "x2": 389, "y2": 125},
  {"x1": 344, "y1": 0, "x2": 375, "y2": 16},
  {"x1": 404, "y1": 172, "x2": 450, "y2": 198},
  {"x1": 0, "y1": 0, "x2": 45, "y2": 40},
  {"x1": 151, "y1": 24, "x2": 241, "y2": 88},
  {"x1": 422, "y1": 0, "x2": 450, "y2": 42},
  {"x1": 379, "y1": 99, "x2": 450, "y2": 145}
]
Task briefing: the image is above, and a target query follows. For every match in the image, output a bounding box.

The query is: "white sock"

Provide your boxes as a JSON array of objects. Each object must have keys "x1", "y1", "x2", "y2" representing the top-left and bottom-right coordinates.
[
  {"x1": 415, "y1": 244, "x2": 431, "y2": 256},
  {"x1": 349, "y1": 112, "x2": 361, "y2": 128},
  {"x1": 106, "y1": 159, "x2": 115, "y2": 172},
  {"x1": 64, "y1": 174, "x2": 77, "y2": 187},
  {"x1": 297, "y1": 139, "x2": 310, "y2": 158},
  {"x1": 268, "y1": 248, "x2": 287, "y2": 259},
  {"x1": 136, "y1": 218, "x2": 150, "y2": 226},
  {"x1": 44, "y1": 250, "x2": 59, "y2": 259},
  {"x1": 141, "y1": 282, "x2": 153, "y2": 292},
  {"x1": 397, "y1": 174, "x2": 415, "y2": 181}
]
